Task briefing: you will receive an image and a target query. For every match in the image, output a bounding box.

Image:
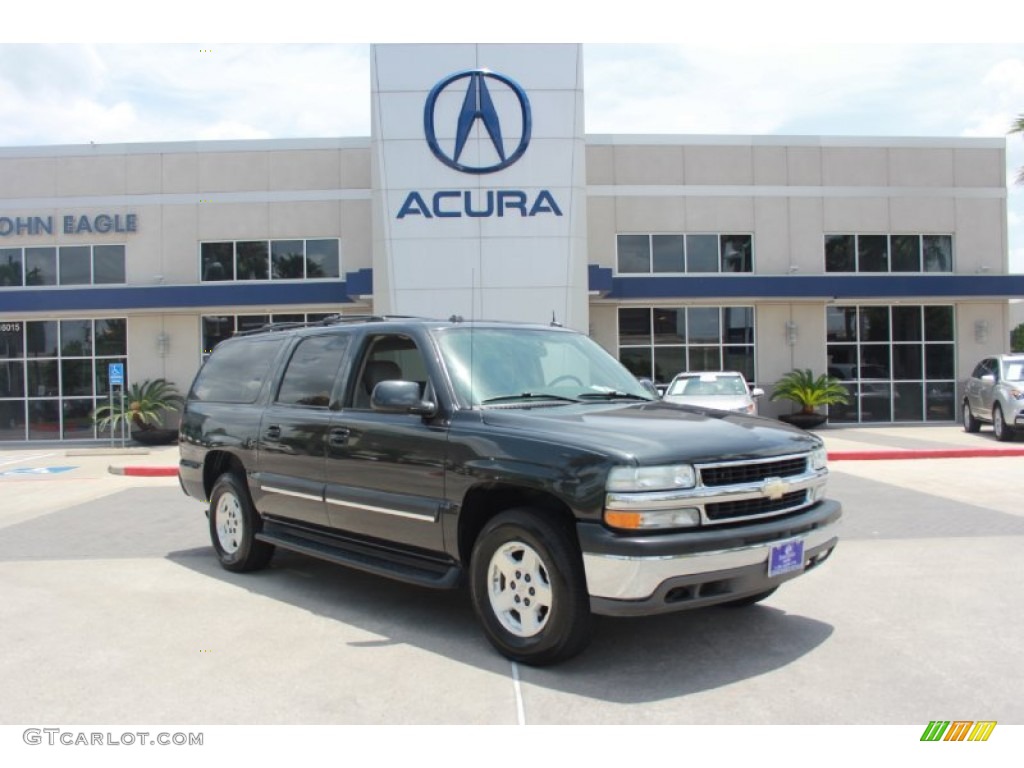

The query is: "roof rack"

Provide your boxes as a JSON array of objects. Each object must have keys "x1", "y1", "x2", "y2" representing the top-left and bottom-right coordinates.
[{"x1": 232, "y1": 314, "x2": 427, "y2": 337}]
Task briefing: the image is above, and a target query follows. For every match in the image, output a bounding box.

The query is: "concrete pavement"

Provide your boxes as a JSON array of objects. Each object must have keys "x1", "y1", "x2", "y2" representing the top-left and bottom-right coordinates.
[{"x1": 0, "y1": 426, "x2": 1022, "y2": 728}]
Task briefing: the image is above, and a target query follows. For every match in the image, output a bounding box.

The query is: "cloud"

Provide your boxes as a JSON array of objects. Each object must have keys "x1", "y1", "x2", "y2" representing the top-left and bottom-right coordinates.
[{"x1": 0, "y1": 44, "x2": 372, "y2": 146}]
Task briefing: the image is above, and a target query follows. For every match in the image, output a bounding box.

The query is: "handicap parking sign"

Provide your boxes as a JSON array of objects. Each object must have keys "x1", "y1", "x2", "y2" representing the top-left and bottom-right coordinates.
[{"x1": 109, "y1": 363, "x2": 124, "y2": 386}]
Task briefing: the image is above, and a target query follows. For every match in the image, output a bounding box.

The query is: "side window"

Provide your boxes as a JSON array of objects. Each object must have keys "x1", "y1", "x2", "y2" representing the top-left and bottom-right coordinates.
[
  {"x1": 351, "y1": 334, "x2": 430, "y2": 409},
  {"x1": 190, "y1": 338, "x2": 285, "y2": 403},
  {"x1": 276, "y1": 334, "x2": 350, "y2": 408}
]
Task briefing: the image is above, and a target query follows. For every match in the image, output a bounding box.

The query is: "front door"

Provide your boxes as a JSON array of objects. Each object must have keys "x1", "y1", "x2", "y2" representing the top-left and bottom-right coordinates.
[{"x1": 325, "y1": 333, "x2": 448, "y2": 553}]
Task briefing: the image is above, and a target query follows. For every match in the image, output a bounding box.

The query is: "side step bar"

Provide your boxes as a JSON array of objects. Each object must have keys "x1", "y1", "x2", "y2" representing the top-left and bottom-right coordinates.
[{"x1": 256, "y1": 520, "x2": 463, "y2": 590}]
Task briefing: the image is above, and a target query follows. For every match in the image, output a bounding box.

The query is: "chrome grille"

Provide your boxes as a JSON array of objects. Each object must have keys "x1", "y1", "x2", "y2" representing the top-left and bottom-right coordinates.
[
  {"x1": 699, "y1": 456, "x2": 807, "y2": 487},
  {"x1": 705, "y1": 491, "x2": 809, "y2": 521}
]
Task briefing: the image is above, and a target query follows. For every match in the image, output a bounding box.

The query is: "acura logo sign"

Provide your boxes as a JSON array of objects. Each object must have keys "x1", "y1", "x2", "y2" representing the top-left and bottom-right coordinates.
[{"x1": 423, "y1": 69, "x2": 532, "y2": 174}]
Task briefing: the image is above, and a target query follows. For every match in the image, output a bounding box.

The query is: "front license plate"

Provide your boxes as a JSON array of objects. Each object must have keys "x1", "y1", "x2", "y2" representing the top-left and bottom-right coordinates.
[{"x1": 768, "y1": 539, "x2": 805, "y2": 577}]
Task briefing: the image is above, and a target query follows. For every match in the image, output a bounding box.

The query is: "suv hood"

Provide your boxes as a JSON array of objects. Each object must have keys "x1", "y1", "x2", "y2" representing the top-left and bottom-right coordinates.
[{"x1": 478, "y1": 401, "x2": 820, "y2": 465}]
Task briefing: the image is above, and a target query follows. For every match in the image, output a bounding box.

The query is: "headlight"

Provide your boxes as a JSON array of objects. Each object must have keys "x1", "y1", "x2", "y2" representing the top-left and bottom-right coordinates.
[
  {"x1": 810, "y1": 445, "x2": 828, "y2": 471},
  {"x1": 606, "y1": 464, "x2": 696, "y2": 492},
  {"x1": 605, "y1": 507, "x2": 701, "y2": 530}
]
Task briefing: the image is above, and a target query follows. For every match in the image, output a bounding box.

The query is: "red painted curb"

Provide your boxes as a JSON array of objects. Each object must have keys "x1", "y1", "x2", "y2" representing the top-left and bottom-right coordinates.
[
  {"x1": 109, "y1": 466, "x2": 180, "y2": 477},
  {"x1": 829, "y1": 448, "x2": 1024, "y2": 461}
]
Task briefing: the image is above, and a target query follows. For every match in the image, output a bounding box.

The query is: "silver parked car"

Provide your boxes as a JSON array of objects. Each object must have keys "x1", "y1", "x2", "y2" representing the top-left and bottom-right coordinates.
[
  {"x1": 662, "y1": 371, "x2": 764, "y2": 414},
  {"x1": 963, "y1": 355, "x2": 1024, "y2": 441}
]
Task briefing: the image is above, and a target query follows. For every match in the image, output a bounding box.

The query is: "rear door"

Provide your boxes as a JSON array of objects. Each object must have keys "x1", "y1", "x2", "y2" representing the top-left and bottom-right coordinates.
[
  {"x1": 255, "y1": 332, "x2": 352, "y2": 527},
  {"x1": 324, "y1": 331, "x2": 449, "y2": 553}
]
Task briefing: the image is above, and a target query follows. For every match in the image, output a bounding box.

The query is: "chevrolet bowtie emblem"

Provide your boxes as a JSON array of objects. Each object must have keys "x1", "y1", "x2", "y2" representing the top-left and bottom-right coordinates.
[{"x1": 762, "y1": 478, "x2": 788, "y2": 501}]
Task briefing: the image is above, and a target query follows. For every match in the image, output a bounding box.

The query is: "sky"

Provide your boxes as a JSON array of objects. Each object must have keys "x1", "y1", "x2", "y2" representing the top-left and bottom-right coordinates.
[{"x1": 2, "y1": 4, "x2": 1023, "y2": 273}]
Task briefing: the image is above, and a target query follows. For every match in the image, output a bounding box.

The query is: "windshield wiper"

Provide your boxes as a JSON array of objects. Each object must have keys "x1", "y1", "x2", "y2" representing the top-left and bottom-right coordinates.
[
  {"x1": 481, "y1": 392, "x2": 582, "y2": 405},
  {"x1": 577, "y1": 391, "x2": 652, "y2": 401}
]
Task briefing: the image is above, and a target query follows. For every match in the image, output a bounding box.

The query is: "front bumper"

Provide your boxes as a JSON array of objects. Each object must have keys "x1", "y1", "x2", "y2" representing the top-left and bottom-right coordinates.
[{"x1": 580, "y1": 499, "x2": 841, "y2": 616}]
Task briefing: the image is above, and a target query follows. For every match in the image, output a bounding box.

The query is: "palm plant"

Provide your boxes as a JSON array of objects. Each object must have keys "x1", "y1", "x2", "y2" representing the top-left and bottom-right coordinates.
[
  {"x1": 1012, "y1": 114, "x2": 1024, "y2": 185},
  {"x1": 93, "y1": 378, "x2": 184, "y2": 433},
  {"x1": 770, "y1": 369, "x2": 850, "y2": 415}
]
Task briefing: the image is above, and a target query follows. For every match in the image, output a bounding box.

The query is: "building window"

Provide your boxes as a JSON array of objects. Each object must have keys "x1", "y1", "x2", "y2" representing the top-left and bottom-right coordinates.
[
  {"x1": 825, "y1": 234, "x2": 953, "y2": 273},
  {"x1": 0, "y1": 318, "x2": 127, "y2": 441},
  {"x1": 617, "y1": 306, "x2": 756, "y2": 386},
  {"x1": 0, "y1": 245, "x2": 126, "y2": 287},
  {"x1": 826, "y1": 304, "x2": 955, "y2": 423},
  {"x1": 616, "y1": 234, "x2": 753, "y2": 275},
  {"x1": 200, "y1": 238, "x2": 341, "y2": 282},
  {"x1": 201, "y1": 312, "x2": 337, "y2": 358}
]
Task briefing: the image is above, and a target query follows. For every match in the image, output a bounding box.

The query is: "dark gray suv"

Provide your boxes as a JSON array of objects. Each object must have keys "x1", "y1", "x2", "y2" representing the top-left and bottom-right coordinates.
[
  {"x1": 963, "y1": 355, "x2": 1024, "y2": 441},
  {"x1": 179, "y1": 315, "x2": 841, "y2": 665}
]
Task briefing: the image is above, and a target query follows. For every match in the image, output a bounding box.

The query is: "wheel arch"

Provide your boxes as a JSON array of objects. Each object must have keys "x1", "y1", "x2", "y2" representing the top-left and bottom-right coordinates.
[
  {"x1": 203, "y1": 450, "x2": 248, "y2": 500},
  {"x1": 457, "y1": 483, "x2": 580, "y2": 566}
]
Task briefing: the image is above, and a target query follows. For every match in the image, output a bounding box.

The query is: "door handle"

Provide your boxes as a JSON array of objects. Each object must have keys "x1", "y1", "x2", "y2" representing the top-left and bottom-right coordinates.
[
  {"x1": 265, "y1": 425, "x2": 281, "y2": 440},
  {"x1": 329, "y1": 427, "x2": 350, "y2": 447}
]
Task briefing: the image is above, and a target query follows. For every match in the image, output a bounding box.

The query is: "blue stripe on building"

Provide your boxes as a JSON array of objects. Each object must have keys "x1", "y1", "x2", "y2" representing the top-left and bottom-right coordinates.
[
  {"x1": 586, "y1": 265, "x2": 1024, "y2": 300},
  {"x1": 0, "y1": 269, "x2": 373, "y2": 312}
]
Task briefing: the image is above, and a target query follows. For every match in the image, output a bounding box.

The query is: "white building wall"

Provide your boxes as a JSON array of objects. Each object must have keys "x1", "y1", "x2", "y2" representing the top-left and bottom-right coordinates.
[{"x1": 370, "y1": 44, "x2": 589, "y2": 330}]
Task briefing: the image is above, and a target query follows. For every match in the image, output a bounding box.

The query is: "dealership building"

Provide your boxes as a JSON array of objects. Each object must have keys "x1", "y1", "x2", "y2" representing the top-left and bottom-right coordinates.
[{"x1": 1, "y1": 43, "x2": 1022, "y2": 441}]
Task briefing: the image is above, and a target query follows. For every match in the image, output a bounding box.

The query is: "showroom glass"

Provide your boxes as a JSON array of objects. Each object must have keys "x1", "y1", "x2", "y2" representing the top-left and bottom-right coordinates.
[
  {"x1": 59, "y1": 246, "x2": 92, "y2": 285},
  {"x1": 826, "y1": 234, "x2": 953, "y2": 273},
  {"x1": 616, "y1": 234, "x2": 754, "y2": 274},
  {"x1": 618, "y1": 306, "x2": 756, "y2": 384},
  {"x1": 0, "y1": 245, "x2": 125, "y2": 287},
  {"x1": 25, "y1": 247, "x2": 57, "y2": 285},
  {"x1": 826, "y1": 305, "x2": 955, "y2": 423},
  {"x1": 0, "y1": 318, "x2": 127, "y2": 440},
  {"x1": 201, "y1": 238, "x2": 341, "y2": 282},
  {"x1": 0, "y1": 249, "x2": 23, "y2": 286}
]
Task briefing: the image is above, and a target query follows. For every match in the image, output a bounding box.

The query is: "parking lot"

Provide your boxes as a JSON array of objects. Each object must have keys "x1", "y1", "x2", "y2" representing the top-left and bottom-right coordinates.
[{"x1": 1, "y1": 427, "x2": 1022, "y2": 735}]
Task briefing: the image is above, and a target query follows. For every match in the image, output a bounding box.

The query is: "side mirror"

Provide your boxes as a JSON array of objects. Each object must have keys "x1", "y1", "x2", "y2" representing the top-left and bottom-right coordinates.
[
  {"x1": 751, "y1": 387, "x2": 765, "y2": 399},
  {"x1": 371, "y1": 380, "x2": 437, "y2": 417},
  {"x1": 980, "y1": 374, "x2": 996, "y2": 385}
]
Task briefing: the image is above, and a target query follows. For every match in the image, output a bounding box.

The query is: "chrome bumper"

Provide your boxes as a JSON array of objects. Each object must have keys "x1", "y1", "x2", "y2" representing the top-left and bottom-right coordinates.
[{"x1": 580, "y1": 500, "x2": 841, "y2": 610}]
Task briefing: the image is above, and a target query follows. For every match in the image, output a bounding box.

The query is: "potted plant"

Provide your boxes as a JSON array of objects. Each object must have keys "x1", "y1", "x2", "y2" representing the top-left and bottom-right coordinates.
[
  {"x1": 770, "y1": 369, "x2": 850, "y2": 429},
  {"x1": 93, "y1": 378, "x2": 185, "y2": 445}
]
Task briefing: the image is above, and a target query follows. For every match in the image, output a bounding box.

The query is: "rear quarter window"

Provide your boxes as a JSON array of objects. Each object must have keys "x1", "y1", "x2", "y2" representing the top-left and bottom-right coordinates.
[{"x1": 190, "y1": 337, "x2": 286, "y2": 403}]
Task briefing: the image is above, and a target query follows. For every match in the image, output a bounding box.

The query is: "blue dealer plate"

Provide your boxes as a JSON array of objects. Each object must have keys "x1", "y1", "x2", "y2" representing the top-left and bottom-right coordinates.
[{"x1": 768, "y1": 539, "x2": 805, "y2": 577}]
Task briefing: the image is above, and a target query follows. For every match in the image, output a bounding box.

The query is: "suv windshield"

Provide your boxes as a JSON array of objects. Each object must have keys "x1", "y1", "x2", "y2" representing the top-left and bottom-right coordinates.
[{"x1": 434, "y1": 327, "x2": 654, "y2": 407}]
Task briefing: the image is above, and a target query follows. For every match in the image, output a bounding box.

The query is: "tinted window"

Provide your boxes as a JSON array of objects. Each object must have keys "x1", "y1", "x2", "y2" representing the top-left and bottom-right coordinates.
[
  {"x1": 190, "y1": 337, "x2": 285, "y2": 403},
  {"x1": 93, "y1": 245, "x2": 126, "y2": 284},
  {"x1": 59, "y1": 246, "x2": 91, "y2": 285},
  {"x1": 276, "y1": 334, "x2": 350, "y2": 407}
]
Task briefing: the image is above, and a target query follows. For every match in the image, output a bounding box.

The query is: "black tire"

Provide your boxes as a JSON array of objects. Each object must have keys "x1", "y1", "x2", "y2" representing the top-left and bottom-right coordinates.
[
  {"x1": 469, "y1": 508, "x2": 592, "y2": 666},
  {"x1": 722, "y1": 587, "x2": 779, "y2": 608},
  {"x1": 208, "y1": 473, "x2": 274, "y2": 572},
  {"x1": 962, "y1": 401, "x2": 981, "y2": 433},
  {"x1": 993, "y1": 405, "x2": 1014, "y2": 442}
]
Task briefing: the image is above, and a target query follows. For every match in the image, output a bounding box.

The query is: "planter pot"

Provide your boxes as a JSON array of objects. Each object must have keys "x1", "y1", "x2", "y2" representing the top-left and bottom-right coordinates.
[
  {"x1": 778, "y1": 413, "x2": 827, "y2": 430},
  {"x1": 131, "y1": 428, "x2": 179, "y2": 446}
]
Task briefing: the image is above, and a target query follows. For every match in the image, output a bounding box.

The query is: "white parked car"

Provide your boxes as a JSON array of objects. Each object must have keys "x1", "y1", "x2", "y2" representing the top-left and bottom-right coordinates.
[{"x1": 662, "y1": 371, "x2": 764, "y2": 414}]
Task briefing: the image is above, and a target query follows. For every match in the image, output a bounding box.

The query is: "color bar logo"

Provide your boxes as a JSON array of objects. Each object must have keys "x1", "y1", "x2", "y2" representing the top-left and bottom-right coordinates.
[{"x1": 921, "y1": 721, "x2": 997, "y2": 741}]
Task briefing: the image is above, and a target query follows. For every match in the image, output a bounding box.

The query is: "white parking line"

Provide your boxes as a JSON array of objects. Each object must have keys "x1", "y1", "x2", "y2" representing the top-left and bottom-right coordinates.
[
  {"x1": 511, "y1": 661, "x2": 526, "y2": 725},
  {"x1": 0, "y1": 452, "x2": 56, "y2": 468}
]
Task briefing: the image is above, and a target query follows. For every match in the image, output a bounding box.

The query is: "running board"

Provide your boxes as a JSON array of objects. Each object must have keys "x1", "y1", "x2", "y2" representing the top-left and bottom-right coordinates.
[{"x1": 256, "y1": 520, "x2": 462, "y2": 590}]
